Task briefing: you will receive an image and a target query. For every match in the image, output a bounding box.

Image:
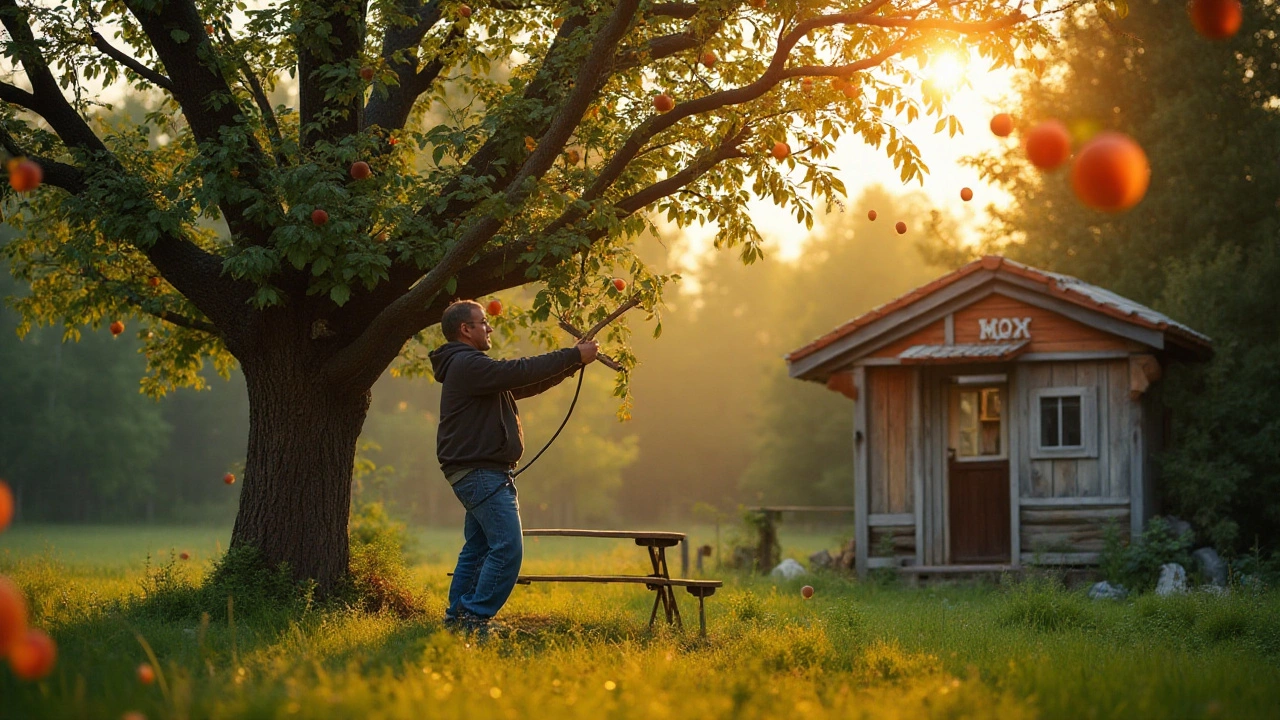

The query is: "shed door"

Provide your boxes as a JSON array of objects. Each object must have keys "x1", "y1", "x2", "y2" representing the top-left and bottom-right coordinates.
[{"x1": 948, "y1": 385, "x2": 1011, "y2": 564}]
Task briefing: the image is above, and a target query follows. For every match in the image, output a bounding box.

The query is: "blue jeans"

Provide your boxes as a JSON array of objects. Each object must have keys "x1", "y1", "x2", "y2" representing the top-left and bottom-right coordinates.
[{"x1": 446, "y1": 469, "x2": 523, "y2": 620}]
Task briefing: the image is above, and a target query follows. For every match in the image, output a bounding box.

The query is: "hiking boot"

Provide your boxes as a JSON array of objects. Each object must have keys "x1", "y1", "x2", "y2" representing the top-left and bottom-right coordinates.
[{"x1": 443, "y1": 610, "x2": 491, "y2": 635}]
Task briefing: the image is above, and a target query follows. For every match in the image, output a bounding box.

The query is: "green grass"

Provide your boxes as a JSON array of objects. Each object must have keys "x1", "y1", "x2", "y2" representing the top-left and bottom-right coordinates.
[{"x1": 2, "y1": 525, "x2": 1278, "y2": 719}]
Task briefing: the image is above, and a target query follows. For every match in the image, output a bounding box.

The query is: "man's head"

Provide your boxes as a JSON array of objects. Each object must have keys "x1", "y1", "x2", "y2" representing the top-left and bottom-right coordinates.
[{"x1": 441, "y1": 300, "x2": 492, "y2": 351}]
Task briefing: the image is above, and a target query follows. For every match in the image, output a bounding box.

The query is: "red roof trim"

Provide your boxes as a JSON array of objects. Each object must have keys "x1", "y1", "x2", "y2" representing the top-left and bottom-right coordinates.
[{"x1": 786, "y1": 256, "x2": 1212, "y2": 363}]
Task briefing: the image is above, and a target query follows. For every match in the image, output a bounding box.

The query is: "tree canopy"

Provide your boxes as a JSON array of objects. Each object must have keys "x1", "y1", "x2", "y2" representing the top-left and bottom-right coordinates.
[{"x1": 0, "y1": 0, "x2": 1108, "y2": 588}]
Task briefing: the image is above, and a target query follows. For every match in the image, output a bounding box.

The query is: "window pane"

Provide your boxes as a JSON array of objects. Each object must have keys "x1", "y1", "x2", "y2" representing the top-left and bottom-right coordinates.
[
  {"x1": 1062, "y1": 396, "x2": 1082, "y2": 446},
  {"x1": 1040, "y1": 397, "x2": 1060, "y2": 447},
  {"x1": 958, "y1": 391, "x2": 979, "y2": 457}
]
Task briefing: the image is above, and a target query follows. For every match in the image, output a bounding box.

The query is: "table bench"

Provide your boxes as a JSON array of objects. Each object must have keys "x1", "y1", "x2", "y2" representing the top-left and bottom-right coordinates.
[{"x1": 519, "y1": 529, "x2": 722, "y2": 635}]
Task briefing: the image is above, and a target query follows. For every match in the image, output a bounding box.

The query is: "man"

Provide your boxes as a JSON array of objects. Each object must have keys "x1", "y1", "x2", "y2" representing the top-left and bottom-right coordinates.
[{"x1": 428, "y1": 300, "x2": 598, "y2": 631}]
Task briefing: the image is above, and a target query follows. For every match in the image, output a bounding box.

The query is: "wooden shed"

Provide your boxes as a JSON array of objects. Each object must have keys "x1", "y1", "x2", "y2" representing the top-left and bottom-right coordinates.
[{"x1": 785, "y1": 256, "x2": 1212, "y2": 578}]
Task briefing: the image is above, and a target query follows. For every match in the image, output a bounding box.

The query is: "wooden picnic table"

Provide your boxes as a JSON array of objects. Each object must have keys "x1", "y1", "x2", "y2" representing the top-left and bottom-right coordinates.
[{"x1": 520, "y1": 529, "x2": 721, "y2": 634}]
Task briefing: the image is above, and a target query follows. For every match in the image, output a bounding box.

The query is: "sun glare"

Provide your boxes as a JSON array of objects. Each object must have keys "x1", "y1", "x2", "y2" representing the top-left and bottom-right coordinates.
[{"x1": 925, "y1": 52, "x2": 970, "y2": 94}]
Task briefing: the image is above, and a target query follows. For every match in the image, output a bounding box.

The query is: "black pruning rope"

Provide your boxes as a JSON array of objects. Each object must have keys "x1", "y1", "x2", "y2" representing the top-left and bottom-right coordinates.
[{"x1": 513, "y1": 250, "x2": 592, "y2": 479}]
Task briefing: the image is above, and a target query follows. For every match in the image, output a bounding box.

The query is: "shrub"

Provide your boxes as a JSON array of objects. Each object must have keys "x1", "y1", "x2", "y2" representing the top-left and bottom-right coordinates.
[
  {"x1": 345, "y1": 501, "x2": 423, "y2": 617},
  {"x1": 1099, "y1": 516, "x2": 1193, "y2": 592}
]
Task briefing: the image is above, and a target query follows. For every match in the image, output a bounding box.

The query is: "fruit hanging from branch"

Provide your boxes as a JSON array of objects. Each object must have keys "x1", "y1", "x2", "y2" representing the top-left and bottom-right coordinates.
[
  {"x1": 771, "y1": 141, "x2": 791, "y2": 161},
  {"x1": 223, "y1": 473, "x2": 236, "y2": 485},
  {"x1": 350, "y1": 161, "x2": 371, "y2": 180},
  {"x1": 653, "y1": 93, "x2": 674, "y2": 113},
  {"x1": 109, "y1": 321, "x2": 125, "y2": 337},
  {"x1": 486, "y1": 299, "x2": 503, "y2": 316},
  {"x1": 6, "y1": 158, "x2": 42, "y2": 193},
  {"x1": 612, "y1": 278, "x2": 627, "y2": 292},
  {"x1": 311, "y1": 209, "x2": 329, "y2": 226},
  {"x1": 960, "y1": 187, "x2": 974, "y2": 202}
]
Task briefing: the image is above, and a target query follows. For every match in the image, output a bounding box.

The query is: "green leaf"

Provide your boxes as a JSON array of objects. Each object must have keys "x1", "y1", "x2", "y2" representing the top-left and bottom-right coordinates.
[
  {"x1": 329, "y1": 284, "x2": 351, "y2": 306},
  {"x1": 170, "y1": 29, "x2": 190, "y2": 44}
]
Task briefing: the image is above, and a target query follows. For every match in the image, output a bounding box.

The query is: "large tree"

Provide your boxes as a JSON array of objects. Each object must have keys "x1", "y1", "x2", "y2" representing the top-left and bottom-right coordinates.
[{"x1": 0, "y1": 0, "x2": 1093, "y2": 591}]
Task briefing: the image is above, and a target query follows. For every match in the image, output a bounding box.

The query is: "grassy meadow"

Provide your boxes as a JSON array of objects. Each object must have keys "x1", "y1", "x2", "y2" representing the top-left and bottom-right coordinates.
[{"x1": 1, "y1": 524, "x2": 1278, "y2": 719}]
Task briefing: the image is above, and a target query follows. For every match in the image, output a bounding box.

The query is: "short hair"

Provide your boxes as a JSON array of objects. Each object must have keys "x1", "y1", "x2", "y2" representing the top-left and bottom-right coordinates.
[{"x1": 442, "y1": 300, "x2": 483, "y2": 341}]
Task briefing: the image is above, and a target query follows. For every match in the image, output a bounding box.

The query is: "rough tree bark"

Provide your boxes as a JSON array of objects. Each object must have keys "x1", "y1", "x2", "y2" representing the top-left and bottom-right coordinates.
[{"x1": 229, "y1": 311, "x2": 373, "y2": 591}]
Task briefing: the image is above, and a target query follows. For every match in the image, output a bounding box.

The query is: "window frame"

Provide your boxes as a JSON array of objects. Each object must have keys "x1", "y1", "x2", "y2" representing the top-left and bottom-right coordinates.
[{"x1": 1030, "y1": 385, "x2": 1098, "y2": 460}]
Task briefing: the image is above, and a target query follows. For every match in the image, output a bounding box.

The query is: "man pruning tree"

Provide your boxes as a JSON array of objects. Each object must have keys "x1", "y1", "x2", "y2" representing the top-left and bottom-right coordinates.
[{"x1": 429, "y1": 300, "x2": 599, "y2": 631}]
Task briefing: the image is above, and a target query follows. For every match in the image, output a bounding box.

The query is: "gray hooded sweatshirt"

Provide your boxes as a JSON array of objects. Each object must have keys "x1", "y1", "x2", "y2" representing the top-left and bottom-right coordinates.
[{"x1": 429, "y1": 342, "x2": 583, "y2": 479}]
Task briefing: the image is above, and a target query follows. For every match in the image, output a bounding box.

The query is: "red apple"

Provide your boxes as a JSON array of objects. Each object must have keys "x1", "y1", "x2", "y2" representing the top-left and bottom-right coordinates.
[
  {"x1": 0, "y1": 575, "x2": 28, "y2": 653},
  {"x1": 350, "y1": 161, "x2": 371, "y2": 180},
  {"x1": 771, "y1": 142, "x2": 791, "y2": 161},
  {"x1": 486, "y1": 299, "x2": 502, "y2": 316},
  {"x1": 895, "y1": 221, "x2": 907, "y2": 235},
  {"x1": 0, "y1": 480, "x2": 13, "y2": 532},
  {"x1": 179, "y1": 552, "x2": 190, "y2": 560},
  {"x1": 1188, "y1": 0, "x2": 1242, "y2": 39},
  {"x1": 223, "y1": 473, "x2": 236, "y2": 485},
  {"x1": 867, "y1": 210, "x2": 877, "y2": 221},
  {"x1": 989, "y1": 113, "x2": 1014, "y2": 138},
  {"x1": 801, "y1": 585, "x2": 814, "y2": 599},
  {"x1": 653, "y1": 94, "x2": 674, "y2": 113},
  {"x1": 960, "y1": 187, "x2": 973, "y2": 202},
  {"x1": 458, "y1": 4, "x2": 472, "y2": 19},
  {"x1": 700, "y1": 51, "x2": 717, "y2": 68},
  {"x1": 311, "y1": 209, "x2": 328, "y2": 226},
  {"x1": 109, "y1": 321, "x2": 125, "y2": 337},
  {"x1": 8, "y1": 628, "x2": 56, "y2": 681},
  {"x1": 612, "y1": 278, "x2": 626, "y2": 292},
  {"x1": 7, "y1": 158, "x2": 42, "y2": 193},
  {"x1": 359, "y1": 66, "x2": 374, "y2": 81},
  {"x1": 137, "y1": 663, "x2": 155, "y2": 685},
  {"x1": 147, "y1": 276, "x2": 161, "y2": 288}
]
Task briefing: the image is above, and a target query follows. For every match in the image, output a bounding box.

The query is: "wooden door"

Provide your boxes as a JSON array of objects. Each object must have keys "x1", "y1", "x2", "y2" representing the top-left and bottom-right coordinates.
[
  {"x1": 948, "y1": 457, "x2": 1011, "y2": 563},
  {"x1": 947, "y1": 383, "x2": 1011, "y2": 564}
]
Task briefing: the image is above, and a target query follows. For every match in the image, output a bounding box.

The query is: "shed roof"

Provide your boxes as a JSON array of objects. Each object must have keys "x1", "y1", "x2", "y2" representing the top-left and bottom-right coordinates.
[
  {"x1": 786, "y1": 256, "x2": 1212, "y2": 373},
  {"x1": 899, "y1": 341, "x2": 1028, "y2": 364}
]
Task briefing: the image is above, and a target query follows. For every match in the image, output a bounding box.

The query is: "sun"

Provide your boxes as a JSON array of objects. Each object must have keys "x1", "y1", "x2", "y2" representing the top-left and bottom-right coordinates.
[{"x1": 924, "y1": 51, "x2": 970, "y2": 94}]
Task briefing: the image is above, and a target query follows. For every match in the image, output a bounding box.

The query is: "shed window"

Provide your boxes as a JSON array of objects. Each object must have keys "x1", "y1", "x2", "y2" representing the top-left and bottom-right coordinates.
[{"x1": 1031, "y1": 385, "x2": 1098, "y2": 459}]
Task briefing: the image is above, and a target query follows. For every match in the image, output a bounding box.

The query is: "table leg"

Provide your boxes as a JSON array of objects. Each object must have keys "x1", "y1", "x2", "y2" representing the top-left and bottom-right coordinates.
[
  {"x1": 652, "y1": 546, "x2": 683, "y2": 628},
  {"x1": 648, "y1": 590, "x2": 662, "y2": 629}
]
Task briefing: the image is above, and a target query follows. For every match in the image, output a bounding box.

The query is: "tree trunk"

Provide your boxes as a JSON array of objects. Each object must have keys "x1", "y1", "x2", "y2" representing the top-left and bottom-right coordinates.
[{"x1": 230, "y1": 325, "x2": 373, "y2": 595}]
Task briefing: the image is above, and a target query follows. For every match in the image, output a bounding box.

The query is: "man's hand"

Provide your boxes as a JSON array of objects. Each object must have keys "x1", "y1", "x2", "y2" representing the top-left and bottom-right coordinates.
[{"x1": 576, "y1": 339, "x2": 599, "y2": 365}]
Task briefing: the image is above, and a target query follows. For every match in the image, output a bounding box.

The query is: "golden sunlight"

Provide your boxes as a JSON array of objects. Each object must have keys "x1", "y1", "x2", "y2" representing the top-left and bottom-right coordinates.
[{"x1": 925, "y1": 51, "x2": 970, "y2": 94}]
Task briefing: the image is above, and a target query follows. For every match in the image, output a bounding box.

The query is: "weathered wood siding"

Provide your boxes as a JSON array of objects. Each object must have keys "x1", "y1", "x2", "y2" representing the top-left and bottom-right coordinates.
[
  {"x1": 953, "y1": 294, "x2": 1140, "y2": 354},
  {"x1": 1014, "y1": 359, "x2": 1133, "y2": 499},
  {"x1": 869, "y1": 525, "x2": 916, "y2": 560},
  {"x1": 919, "y1": 367, "x2": 948, "y2": 565},
  {"x1": 867, "y1": 367, "x2": 915, "y2": 516},
  {"x1": 870, "y1": 320, "x2": 947, "y2": 358},
  {"x1": 1019, "y1": 504, "x2": 1130, "y2": 554}
]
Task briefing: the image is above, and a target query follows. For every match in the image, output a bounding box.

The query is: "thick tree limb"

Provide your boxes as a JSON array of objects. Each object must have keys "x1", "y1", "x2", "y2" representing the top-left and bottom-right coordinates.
[
  {"x1": 298, "y1": 0, "x2": 368, "y2": 150},
  {"x1": 123, "y1": 0, "x2": 276, "y2": 246},
  {"x1": 0, "y1": 125, "x2": 85, "y2": 194},
  {"x1": 89, "y1": 31, "x2": 174, "y2": 91},
  {"x1": 326, "y1": 0, "x2": 642, "y2": 392},
  {"x1": 365, "y1": 0, "x2": 445, "y2": 131}
]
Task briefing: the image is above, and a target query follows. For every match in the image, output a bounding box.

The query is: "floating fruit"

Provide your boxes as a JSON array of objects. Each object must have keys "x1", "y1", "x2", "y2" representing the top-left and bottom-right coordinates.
[
  {"x1": 989, "y1": 113, "x2": 1014, "y2": 138},
  {"x1": 1070, "y1": 132, "x2": 1150, "y2": 212}
]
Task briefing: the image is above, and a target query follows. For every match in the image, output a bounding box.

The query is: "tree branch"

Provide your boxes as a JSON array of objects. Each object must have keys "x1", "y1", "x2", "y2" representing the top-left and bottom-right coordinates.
[
  {"x1": 365, "y1": 0, "x2": 446, "y2": 131},
  {"x1": 298, "y1": 0, "x2": 368, "y2": 150},
  {"x1": 123, "y1": 0, "x2": 276, "y2": 246},
  {"x1": 215, "y1": 24, "x2": 287, "y2": 166},
  {"x1": 89, "y1": 31, "x2": 174, "y2": 91},
  {"x1": 78, "y1": 267, "x2": 220, "y2": 335},
  {"x1": 326, "y1": 0, "x2": 643, "y2": 392}
]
